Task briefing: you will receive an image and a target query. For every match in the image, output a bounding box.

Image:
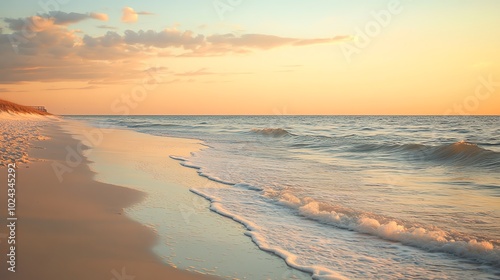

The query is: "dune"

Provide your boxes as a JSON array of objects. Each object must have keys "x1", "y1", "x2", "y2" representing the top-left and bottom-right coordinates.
[
  {"x1": 0, "y1": 100, "x2": 53, "y2": 166},
  {"x1": 0, "y1": 99, "x2": 51, "y2": 116}
]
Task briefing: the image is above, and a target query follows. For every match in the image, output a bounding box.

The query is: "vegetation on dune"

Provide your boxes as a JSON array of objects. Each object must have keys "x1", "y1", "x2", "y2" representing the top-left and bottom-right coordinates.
[{"x1": 0, "y1": 99, "x2": 51, "y2": 115}]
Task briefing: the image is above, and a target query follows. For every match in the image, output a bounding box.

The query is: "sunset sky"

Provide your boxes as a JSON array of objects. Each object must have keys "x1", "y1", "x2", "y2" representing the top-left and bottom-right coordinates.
[{"x1": 0, "y1": 0, "x2": 499, "y2": 115}]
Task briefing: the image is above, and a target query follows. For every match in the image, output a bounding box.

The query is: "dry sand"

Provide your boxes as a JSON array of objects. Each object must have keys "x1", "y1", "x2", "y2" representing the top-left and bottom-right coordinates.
[
  {"x1": 0, "y1": 112, "x2": 54, "y2": 165},
  {"x1": 0, "y1": 115, "x2": 217, "y2": 280}
]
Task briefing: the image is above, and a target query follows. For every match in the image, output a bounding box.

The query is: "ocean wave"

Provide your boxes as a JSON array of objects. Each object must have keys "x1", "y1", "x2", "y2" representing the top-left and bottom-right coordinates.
[
  {"x1": 191, "y1": 188, "x2": 349, "y2": 280},
  {"x1": 431, "y1": 141, "x2": 497, "y2": 163},
  {"x1": 251, "y1": 128, "x2": 292, "y2": 137},
  {"x1": 180, "y1": 153, "x2": 500, "y2": 268},
  {"x1": 272, "y1": 192, "x2": 500, "y2": 267},
  {"x1": 128, "y1": 123, "x2": 183, "y2": 128},
  {"x1": 350, "y1": 141, "x2": 500, "y2": 168}
]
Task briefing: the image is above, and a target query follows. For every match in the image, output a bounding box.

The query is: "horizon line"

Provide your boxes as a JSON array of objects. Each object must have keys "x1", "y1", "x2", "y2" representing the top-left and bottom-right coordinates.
[{"x1": 59, "y1": 114, "x2": 500, "y2": 117}]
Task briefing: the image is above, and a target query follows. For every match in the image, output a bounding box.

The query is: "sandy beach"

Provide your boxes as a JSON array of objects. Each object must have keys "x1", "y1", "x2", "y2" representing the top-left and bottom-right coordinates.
[
  {"x1": 0, "y1": 115, "x2": 218, "y2": 280},
  {"x1": 1, "y1": 1, "x2": 498, "y2": 278}
]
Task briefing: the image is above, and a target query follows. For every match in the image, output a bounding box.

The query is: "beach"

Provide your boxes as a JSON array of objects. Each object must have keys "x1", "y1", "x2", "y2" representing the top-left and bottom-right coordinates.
[
  {"x1": 0, "y1": 115, "x2": 219, "y2": 280},
  {"x1": 0, "y1": 114, "x2": 310, "y2": 280},
  {"x1": 1, "y1": 1, "x2": 499, "y2": 278},
  {"x1": 58, "y1": 119, "x2": 310, "y2": 279}
]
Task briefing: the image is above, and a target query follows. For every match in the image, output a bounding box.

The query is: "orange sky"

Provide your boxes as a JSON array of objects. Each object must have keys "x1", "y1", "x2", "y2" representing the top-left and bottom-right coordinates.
[{"x1": 0, "y1": 1, "x2": 499, "y2": 115}]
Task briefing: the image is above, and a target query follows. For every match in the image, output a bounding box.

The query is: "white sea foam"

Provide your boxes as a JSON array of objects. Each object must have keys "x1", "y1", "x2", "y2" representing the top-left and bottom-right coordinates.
[
  {"x1": 176, "y1": 153, "x2": 500, "y2": 268},
  {"x1": 191, "y1": 188, "x2": 349, "y2": 280},
  {"x1": 171, "y1": 155, "x2": 235, "y2": 185},
  {"x1": 190, "y1": 185, "x2": 499, "y2": 279},
  {"x1": 169, "y1": 155, "x2": 187, "y2": 161},
  {"x1": 278, "y1": 192, "x2": 500, "y2": 266}
]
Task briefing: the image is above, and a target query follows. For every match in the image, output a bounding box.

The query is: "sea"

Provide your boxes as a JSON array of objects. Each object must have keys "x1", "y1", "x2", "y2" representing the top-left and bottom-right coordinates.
[{"x1": 67, "y1": 115, "x2": 500, "y2": 279}]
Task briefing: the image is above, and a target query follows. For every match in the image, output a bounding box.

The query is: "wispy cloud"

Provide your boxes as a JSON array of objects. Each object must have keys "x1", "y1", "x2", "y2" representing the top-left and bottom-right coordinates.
[
  {"x1": 207, "y1": 33, "x2": 350, "y2": 50},
  {"x1": 137, "y1": 11, "x2": 155, "y2": 16},
  {"x1": 45, "y1": 85, "x2": 99, "y2": 91},
  {"x1": 5, "y1": 11, "x2": 108, "y2": 31},
  {"x1": 175, "y1": 68, "x2": 215, "y2": 76},
  {"x1": 90, "y1": 13, "x2": 108, "y2": 21},
  {"x1": 97, "y1": 25, "x2": 117, "y2": 30},
  {"x1": 282, "y1": 65, "x2": 303, "y2": 68},
  {"x1": 174, "y1": 68, "x2": 252, "y2": 77}
]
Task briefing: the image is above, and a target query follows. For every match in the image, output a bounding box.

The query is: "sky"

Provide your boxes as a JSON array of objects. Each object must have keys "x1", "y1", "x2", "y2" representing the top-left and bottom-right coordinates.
[{"x1": 0, "y1": 0, "x2": 499, "y2": 115}]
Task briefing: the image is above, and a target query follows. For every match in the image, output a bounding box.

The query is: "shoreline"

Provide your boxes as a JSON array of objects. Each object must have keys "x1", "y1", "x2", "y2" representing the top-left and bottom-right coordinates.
[
  {"x1": 60, "y1": 119, "x2": 312, "y2": 279},
  {"x1": 0, "y1": 117, "x2": 217, "y2": 280}
]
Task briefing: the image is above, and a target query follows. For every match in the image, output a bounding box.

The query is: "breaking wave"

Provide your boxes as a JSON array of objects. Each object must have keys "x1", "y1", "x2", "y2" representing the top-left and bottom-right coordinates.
[{"x1": 273, "y1": 192, "x2": 500, "y2": 267}]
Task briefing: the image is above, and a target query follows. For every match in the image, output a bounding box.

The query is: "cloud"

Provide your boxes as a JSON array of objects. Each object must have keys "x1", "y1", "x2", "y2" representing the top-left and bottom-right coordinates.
[
  {"x1": 175, "y1": 68, "x2": 215, "y2": 76},
  {"x1": 4, "y1": 16, "x2": 55, "y2": 32},
  {"x1": 0, "y1": 12, "x2": 350, "y2": 83},
  {"x1": 4, "y1": 11, "x2": 108, "y2": 33},
  {"x1": 90, "y1": 12, "x2": 109, "y2": 21},
  {"x1": 175, "y1": 68, "x2": 252, "y2": 77},
  {"x1": 120, "y1": 30, "x2": 346, "y2": 55},
  {"x1": 121, "y1": 7, "x2": 153, "y2": 23},
  {"x1": 45, "y1": 85, "x2": 99, "y2": 91},
  {"x1": 207, "y1": 33, "x2": 350, "y2": 50},
  {"x1": 122, "y1": 7, "x2": 138, "y2": 23},
  {"x1": 137, "y1": 11, "x2": 155, "y2": 15},
  {"x1": 182, "y1": 33, "x2": 350, "y2": 57},
  {"x1": 39, "y1": 11, "x2": 108, "y2": 25},
  {"x1": 0, "y1": 22, "x2": 143, "y2": 83},
  {"x1": 43, "y1": 11, "x2": 108, "y2": 25},
  {"x1": 123, "y1": 29, "x2": 205, "y2": 49},
  {"x1": 97, "y1": 25, "x2": 117, "y2": 30}
]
